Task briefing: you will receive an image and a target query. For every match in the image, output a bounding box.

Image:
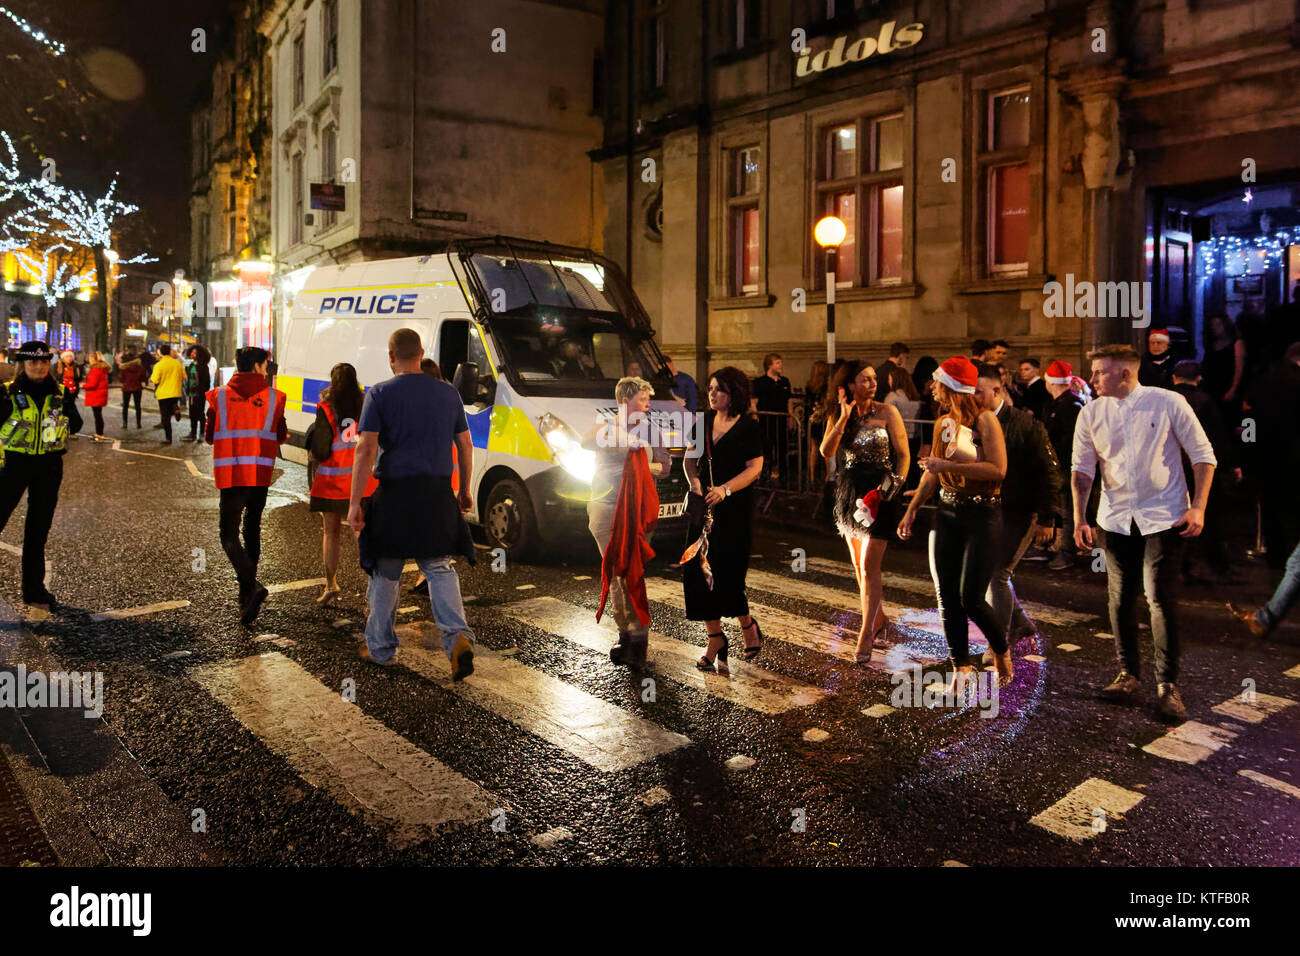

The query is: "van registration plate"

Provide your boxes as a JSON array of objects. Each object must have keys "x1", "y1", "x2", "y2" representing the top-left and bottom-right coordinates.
[{"x1": 658, "y1": 499, "x2": 686, "y2": 519}]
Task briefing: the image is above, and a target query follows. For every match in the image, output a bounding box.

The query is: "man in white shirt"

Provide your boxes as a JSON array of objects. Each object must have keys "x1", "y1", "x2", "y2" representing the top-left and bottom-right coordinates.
[{"x1": 1072, "y1": 343, "x2": 1216, "y2": 722}]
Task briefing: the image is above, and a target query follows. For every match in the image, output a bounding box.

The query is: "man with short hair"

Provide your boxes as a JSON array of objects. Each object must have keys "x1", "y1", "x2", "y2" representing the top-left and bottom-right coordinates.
[
  {"x1": 1016, "y1": 358, "x2": 1049, "y2": 420},
  {"x1": 971, "y1": 339, "x2": 991, "y2": 362},
  {"x1": 1139, "y1": 329, "x2": 1175, "y2": 389},
  {"x1": 665, "y1": 356, "x2": 698, "y2": 412},
  {"x1": 349, "y1": 328, "x2": 478, "y2": 679},
  {"x1": 1073, "y1": 343, "x2": 1216, "y2": 722},
  {"x1": 205, "y1": 346, "x2": 287, "y2": 626},
  {"x1": 985, "y1": 339, "x2": 1010, "y2": 364},
  {"x1": 150, "y1": 343, "x2": 185, "y2": 444},
  {"x1": 974, "y1": 364, "x2": 1062, "y2": 658},
  {"x1": 752, "y1": 352, "x2": 796, "y2": 485},
  {"x1": 874, "y1": 342, "x2": 910, "y2": 401}
]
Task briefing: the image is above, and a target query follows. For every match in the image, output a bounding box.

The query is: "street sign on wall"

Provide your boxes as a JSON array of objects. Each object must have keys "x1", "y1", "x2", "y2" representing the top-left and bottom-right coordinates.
[{"x1": 310, "y1": 183, "x2": 346, "y2": 211}]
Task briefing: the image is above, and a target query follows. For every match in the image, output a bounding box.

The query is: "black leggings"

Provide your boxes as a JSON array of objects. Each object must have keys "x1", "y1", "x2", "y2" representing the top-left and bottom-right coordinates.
[
  {"x1": 122, "y1": 389, "x2": 141, "y2": 426},
  {"x1": 189, "y1": 394, "x2": 206, "y2": 439},
  {"x1": 929, "y1": 500, "x2": 1004, "y2": 662},
  {"x1": 90, "y1": 406, "x2": 105, "y2": 436}
]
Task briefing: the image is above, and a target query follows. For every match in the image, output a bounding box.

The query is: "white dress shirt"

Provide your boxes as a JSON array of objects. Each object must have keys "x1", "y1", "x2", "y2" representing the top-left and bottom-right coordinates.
[{"x1": 1071, "y1": 383, "x2": 1216, "y2": 536}]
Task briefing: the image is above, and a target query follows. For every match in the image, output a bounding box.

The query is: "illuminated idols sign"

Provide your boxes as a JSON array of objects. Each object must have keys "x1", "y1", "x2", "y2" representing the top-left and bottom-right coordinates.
[{"x1": 795, "y1": 20, "x2": 925, "y2": 77}]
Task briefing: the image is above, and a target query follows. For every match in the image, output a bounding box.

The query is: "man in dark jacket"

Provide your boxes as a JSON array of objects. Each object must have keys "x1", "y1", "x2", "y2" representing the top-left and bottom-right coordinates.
[
  {"x1": 1139, "y1": 329, "x2": 1175, "y2": 389},
  {"x1": 0, "y1": 341, "x2": 83, "y2": 607},
  {"x1": 1243, "y1": 342, "x2": 1300, "y2": 572},
  {"x1": 1014, "y1": 358, "x2": 1050, "y2": 421},
  {"x1": 1042, "y1": 361, "x2": 1086, "y2": 569},
  {"x1": 1172, "y1": 361, "x2": 1240, "y2": 583},
  {"x1": 975, "y1": 364, "x2": 1063, "y2": 651}
]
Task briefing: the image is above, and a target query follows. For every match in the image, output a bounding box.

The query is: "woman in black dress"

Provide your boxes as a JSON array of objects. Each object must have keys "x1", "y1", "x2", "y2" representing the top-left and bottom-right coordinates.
[
  {"x1": 683, "y1": 367, "x2": 765, "y2": 674},
  {"x1": 1202, "y1": 314, "x2": 1246, "y2": 421},
  {"x1": 819, "y1": 361, "x2": 910, "y2": 662}
]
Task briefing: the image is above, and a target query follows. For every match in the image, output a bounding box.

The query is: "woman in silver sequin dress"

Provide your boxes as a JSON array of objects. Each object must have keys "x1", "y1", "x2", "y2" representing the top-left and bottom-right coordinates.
[{"x1": 819, "y1": 361, "x2": 911, "y2": 663}]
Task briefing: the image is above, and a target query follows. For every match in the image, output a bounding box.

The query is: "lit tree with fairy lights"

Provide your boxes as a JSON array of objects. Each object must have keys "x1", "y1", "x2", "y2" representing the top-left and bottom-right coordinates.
[{"x1": 1, "y1": 129, "x2": 154, "y2": 348}]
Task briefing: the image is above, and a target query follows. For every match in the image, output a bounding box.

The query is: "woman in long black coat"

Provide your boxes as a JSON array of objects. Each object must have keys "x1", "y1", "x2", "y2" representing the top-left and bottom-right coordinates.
[{"x1": 682, "y1": 366, "x2": 765, "y2": 674}]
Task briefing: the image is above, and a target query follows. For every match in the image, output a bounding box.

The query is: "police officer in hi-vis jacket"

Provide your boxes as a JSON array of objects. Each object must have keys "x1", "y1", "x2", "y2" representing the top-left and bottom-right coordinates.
[{"x1": 0, "y1": 341, "x2": 83, "y2": 607}]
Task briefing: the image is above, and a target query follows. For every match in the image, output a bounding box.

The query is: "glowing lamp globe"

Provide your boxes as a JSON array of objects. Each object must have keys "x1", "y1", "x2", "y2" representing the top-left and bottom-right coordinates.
[{"x1": 814, "y1": 216, "x2": 847, "y2": 248}]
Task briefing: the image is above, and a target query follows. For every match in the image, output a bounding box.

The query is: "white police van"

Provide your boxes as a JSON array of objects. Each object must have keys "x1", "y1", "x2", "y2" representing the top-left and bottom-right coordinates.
[{"x1": 278, "y1": 236, "x2": 694, "y2": 559}]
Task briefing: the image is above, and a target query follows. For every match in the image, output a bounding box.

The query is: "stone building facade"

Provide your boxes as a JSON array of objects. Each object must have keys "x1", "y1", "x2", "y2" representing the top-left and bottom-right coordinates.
[
  {"x1": 255, "y1": 0, "x2": 606, "y2": 350},
  {"x1": 596, "y1": 0, "x2": 1300, "y2": 388}
]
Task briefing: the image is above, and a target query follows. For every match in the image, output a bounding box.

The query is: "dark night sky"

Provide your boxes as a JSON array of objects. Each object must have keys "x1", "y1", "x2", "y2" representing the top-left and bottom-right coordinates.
[{"x1": 3, "y1": 0, "x2": 232, "y2": 273}]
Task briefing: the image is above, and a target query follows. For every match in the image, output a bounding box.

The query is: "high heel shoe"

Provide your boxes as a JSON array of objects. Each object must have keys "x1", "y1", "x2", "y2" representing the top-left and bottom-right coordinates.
[
  {"x1": 697, "y1": 631, "x2": 729, "y2": 676},
  {"x1": 741, "y1": 618, "x2": 763, "y2": 662},
  {"x1": 852, "y1": 620, "x2": 887, "y2": 665}
]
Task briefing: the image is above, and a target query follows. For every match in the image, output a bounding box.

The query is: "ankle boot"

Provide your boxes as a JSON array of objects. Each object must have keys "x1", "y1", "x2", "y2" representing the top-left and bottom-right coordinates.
[{"x1": 610, "y1": 629, "x2": 648, "y2": 669}]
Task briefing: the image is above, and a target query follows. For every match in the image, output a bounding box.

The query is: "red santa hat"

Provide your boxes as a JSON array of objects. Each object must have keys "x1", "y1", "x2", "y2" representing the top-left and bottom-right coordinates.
[
  {"x1": 1044, "y1": 360, "x2": 1072, "y2": 385},
  {"x1": 932, "y1": 356, "x2": 978, "y2": 394},
  {"x1": 1148, "y1": 328, "x2": 1171, "y2": 343}
]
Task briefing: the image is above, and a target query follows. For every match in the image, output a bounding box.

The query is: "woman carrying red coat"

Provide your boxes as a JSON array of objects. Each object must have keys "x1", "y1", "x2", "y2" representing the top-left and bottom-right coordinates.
[{"x1": 82, "y1": 352, "x2": 111, "y2": 441}]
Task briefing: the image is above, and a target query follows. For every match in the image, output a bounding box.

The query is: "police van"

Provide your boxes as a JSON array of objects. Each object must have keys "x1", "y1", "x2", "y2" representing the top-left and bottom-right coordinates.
[{"x1": 278, "y1": 236, "x2": 694, "y2": 559}]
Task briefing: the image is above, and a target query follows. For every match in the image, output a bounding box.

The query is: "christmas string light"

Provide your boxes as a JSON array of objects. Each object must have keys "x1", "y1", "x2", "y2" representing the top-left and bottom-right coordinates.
[{"x1": 0, "y1": 5, "x2": 65, "y2": 56}]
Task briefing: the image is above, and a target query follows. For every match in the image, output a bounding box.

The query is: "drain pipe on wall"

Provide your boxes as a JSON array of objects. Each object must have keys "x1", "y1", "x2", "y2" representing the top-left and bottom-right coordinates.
[
  {"x1": 624, "y1": 1, "x2": 635, "y2": 288},
  {"x1": 409, "y1": 0, "x2": 417, "y2": 221}
]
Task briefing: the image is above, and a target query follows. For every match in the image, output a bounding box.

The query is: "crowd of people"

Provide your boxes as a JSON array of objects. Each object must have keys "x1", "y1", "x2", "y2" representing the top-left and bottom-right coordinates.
[{"x1": 0, "y1": 312, "x2": 1298, "y2": 722}]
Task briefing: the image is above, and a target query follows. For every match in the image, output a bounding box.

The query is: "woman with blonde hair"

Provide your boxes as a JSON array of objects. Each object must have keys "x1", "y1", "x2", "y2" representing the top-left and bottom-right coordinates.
[{"x1": 897, "y1": 356, "x2": 1009, "y2": 691}]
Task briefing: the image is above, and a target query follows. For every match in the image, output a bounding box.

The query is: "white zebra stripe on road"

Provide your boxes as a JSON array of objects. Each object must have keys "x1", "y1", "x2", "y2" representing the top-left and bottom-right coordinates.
[
  {"x1": 391, "y1": 621, "x2": 690, "y2": 771},
  {"x1": 498, "y1": 596, "x2": 826, "y2": 714},
  {"x1": 192, "y1": 651, "x2": 497, "y2": 847},
  {"x1": 1029, "y1": 777, "x2": 1144, "y2": 842},
  {"x1": 90, "y1": 600, "x2": 192, "y2": 622}
]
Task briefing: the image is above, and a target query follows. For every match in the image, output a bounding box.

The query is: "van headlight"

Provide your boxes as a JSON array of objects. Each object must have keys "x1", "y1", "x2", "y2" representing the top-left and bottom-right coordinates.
[{"x1": 538, "y1": 413, "x2": 596, "y2": 484}]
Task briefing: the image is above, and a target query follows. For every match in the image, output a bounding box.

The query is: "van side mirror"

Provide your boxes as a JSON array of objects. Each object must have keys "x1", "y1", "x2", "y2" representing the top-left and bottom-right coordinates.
[{"x1": 453, "y1": 362, "x2": 479, "y2": 405}]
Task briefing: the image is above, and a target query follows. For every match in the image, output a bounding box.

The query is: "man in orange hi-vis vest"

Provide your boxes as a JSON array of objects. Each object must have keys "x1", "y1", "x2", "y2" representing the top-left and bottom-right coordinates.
[{"x1": 206, "y1": 346, "x2": 288, "y2": 626}]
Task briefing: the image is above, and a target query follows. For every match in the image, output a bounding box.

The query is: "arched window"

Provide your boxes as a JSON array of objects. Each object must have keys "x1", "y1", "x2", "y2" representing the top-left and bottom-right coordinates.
[{"x1": 35, "y1": 305, "x2": 48, "y2": 344}]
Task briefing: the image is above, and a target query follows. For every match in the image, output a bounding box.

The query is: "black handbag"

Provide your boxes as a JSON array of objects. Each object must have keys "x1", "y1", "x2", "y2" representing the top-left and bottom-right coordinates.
[{"x1": 683, "y1": 415, "x2": 715, "y2": 537}]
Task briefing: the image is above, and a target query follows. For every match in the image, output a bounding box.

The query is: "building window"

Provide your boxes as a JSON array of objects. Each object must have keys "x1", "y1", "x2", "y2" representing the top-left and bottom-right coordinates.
[
  {"x1": 229, "y1": 215, "x2": 236, "y2": 253},
  {"x1": 322, "y1": 0, "x2": 338, "y2": 77},
  {"x1": 814, "y1": 113, "x2": 905, "y2": 287},
  {"x1": 320, "y1": 125, "x2": 338, "y2": 228},
  {"x1": 291, "y1": 152, "x2": 304, "y2": 245},
  {"x1": 982, "y1": 86, "x2": 1031, "y2": 275},
  {"x1": 292, "y1": 33, "x2": 305, "y2": 108},
  {"x1": 643, "y1": 2, "x2": 665, "y2": 91},
  {"x1": 228, "y1": 185, "x2": 236, "y2": 211},
  {"x1": 592, "y1": 52, "x2": 604, "y2": 113},
  {"x1": 734, "y1": 0, "x2": 760, "y2": 50},
  {"x1": 727, "y1": 146, "x2": 762, "y2": 295}
]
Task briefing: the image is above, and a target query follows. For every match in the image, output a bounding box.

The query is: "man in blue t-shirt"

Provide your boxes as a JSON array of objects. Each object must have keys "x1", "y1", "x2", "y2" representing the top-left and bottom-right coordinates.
[
  {"x1": 348, "y1": 328, "x2": 477, "y2": 679},
  {"x1": 666, "y1": 355, "x2": 698, "y2": 412}
]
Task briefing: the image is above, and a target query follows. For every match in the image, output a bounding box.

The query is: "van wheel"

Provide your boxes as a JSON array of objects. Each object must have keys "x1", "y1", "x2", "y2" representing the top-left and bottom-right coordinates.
[{"x1": 483, "y1": 478, "x2": 538, "y2": 560}]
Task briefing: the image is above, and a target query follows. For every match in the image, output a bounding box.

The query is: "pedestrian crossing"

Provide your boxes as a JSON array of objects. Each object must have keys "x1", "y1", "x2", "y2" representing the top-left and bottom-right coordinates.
[{"x1": 11, "y1": 539, "x2": 1298, "y2": 860}]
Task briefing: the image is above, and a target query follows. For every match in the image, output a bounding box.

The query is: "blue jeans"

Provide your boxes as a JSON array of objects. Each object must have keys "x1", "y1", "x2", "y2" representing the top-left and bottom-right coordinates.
[
  {"x1": 364, "y1": 556, "x2": 474, "y2": 664},
  {"x1": 1258, "y1": 538, "x2": 1300, "y2": 630}
]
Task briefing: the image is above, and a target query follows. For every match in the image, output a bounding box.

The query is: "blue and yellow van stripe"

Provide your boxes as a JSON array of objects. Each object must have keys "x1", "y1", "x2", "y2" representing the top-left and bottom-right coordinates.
[{"x1": 277, "y1": 372, "x2": 547, "y2": 460}]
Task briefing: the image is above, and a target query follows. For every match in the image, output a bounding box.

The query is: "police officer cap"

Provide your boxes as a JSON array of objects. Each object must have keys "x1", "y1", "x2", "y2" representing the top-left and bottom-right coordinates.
[{"x1": 14, "y1": 341, "x2": 54, "y2": 361}]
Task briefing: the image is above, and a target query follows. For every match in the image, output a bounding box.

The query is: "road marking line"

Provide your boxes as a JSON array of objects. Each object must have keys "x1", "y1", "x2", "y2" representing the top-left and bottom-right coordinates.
[
  {"x1": 1211, "y1": 692, "x2": 1295, "y2": 725},
  {"x1": 1029, "y1": 777, "x2": 1144, "y2": 842},
  {"x1": 1286, "y1": 664, "x2": 1300, "y2": 679},
  {"x1": 1023, "y1": 654, "x2": 1046, "y2": 662},
  {"x1": 1142, "y1": 720, "x2": 1237, "y2": 764},
  {"x1": 862, "y1": 703, "x2": 895, "y2": 718},
  {"x1": 573, "y1": 575, "x2": 592, "y2": 581},
  {"x1": 111, "y1": 443, "x2": 184, "y2": 462},
  {"x1": 266, "y1": 578, "x2": 327, "y2": 594},
  {"x1": 725, "y1": 754, "x2": 755, "y2": 770},
  {"x1": 499, "y1": 596, "x2": 825, "y2": 714},
  {"x1": 1239, "y1": 769, "x2": 1300, "y2": 799},
  {"x1": 0, "y1": 542, "x2": 19, "y2": 556},
  {"x1": 192, "y1": 651, "x2": 497, "y2": 846},
  {"x1": 515, "y1": 584, "x2": 536, "y2": 590},
  {"x1": 90, "y1": 600, "x2": 191, "y2": 622},
  {"x1": 645, "y1": 578, "x2": 947, "y2": 672},
  {"x1": 531, "y1": 826, "x2": 573, "y2": 848},
  {"x1": 801, "y1": 558, "x2": 1094, "y2": 626},
  {"x1": 391, "y1": 625, "x2": 689, "y2": 772},
  {"x1": 184, "y1": 460, "x2": 204, "y2": 478},
  {"x1": 1057, "y1": 643, "x2": 1082, "y2": 652},
  {"x1": 803, "y1": 728, "x2": 831, "y2": 743}
]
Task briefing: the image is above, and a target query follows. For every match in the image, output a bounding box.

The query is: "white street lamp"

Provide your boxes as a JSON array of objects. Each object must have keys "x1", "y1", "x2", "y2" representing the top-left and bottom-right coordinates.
[{"x1": 814, "y1": 215, "x2": 846, "y2": 363}]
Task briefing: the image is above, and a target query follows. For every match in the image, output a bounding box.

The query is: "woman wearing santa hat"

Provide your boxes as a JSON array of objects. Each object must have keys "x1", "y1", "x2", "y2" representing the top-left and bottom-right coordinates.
[
  {"x1": 897, "y1": 356, "x2": 1009, "y2": 691},
  {"x1": 819, "y1": 360, "x2": 910, "y2": 662}
]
